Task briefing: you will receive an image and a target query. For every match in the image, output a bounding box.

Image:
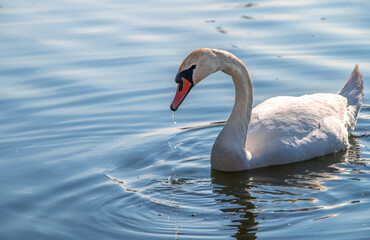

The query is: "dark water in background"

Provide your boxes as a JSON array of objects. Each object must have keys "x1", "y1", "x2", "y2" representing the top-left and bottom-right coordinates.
[{"x1": 1, "y1": 0, "x2": 370, "y2": 239}]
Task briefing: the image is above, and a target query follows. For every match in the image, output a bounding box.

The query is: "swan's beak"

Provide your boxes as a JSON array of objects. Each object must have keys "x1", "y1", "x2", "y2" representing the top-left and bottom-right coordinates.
[{"x1": 170, "y1": 77, "x2": 193, "y2": 111}]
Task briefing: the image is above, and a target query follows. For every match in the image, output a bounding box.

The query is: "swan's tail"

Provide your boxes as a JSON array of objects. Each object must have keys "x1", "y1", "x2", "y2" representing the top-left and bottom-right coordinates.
[{"x1": 338, "y1": 65, "x2": 364, "y2": 133}]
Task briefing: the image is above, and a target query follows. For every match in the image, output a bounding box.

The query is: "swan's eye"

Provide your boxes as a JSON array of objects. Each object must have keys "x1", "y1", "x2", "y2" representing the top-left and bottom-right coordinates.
[{"x1": 191, "y1": 65, "x2": 196, "y2": 70}]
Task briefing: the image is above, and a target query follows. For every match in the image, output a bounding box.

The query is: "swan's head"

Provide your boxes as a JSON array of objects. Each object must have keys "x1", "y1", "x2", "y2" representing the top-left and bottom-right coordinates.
[{"x1": 170, "y1": 48, "x2": 221, "y2": 111}]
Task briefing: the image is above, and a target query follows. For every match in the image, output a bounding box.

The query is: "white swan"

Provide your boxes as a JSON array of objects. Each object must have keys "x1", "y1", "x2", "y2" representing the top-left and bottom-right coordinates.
[{"x1": 170, "y1": 48, "x2": 364, "y2": 172}]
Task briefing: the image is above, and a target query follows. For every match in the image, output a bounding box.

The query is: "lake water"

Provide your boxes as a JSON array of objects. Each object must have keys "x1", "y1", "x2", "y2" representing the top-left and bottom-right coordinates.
[{"x1": 1, "y1": 0, "x2": 369, "y2": 239}]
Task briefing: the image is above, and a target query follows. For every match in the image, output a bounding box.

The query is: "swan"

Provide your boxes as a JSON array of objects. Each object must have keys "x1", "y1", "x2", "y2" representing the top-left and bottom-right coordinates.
[{"x1": 170, "y1": 48, "x2": 364, "y2": 172}]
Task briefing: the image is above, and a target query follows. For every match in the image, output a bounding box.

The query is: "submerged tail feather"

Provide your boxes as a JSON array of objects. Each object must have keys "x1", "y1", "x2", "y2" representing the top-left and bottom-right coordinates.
[{"x1": 338, "y1": 65, "x2": 364, "y2": 133}]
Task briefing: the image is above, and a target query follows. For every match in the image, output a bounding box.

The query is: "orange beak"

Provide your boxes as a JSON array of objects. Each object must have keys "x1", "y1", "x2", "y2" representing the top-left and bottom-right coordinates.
[{"x1": 170, "y1": 77, "x2": 193, "y2": 111}]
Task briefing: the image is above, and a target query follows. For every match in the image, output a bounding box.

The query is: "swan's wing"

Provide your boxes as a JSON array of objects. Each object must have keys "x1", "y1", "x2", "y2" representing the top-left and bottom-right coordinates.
[{"x1": 247, "y1": 93, "x2": 350, "y2": 167}]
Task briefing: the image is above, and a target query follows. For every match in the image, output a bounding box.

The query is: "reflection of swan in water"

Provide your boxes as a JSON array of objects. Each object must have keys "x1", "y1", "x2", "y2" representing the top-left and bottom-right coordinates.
[{"x1": 211, "y1": 138, "x2": 362, "y2": 239}]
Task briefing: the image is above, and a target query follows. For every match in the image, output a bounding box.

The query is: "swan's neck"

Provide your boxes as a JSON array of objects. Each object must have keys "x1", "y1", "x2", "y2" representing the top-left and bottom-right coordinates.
[{"x1": 211, "y1": 50, "x2": 253, "y2": 171}]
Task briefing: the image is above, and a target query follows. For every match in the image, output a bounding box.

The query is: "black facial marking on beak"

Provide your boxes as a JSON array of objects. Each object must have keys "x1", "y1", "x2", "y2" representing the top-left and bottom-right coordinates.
[
  {"x1": 175, "y1": 65, "x2": 196, "y2": 86},
  {"x1": 175, "y1": 65, "x2": 196, "y2": 93},
  {"x1": 170, "y1": 65, "x2": 197, "y2": 111}
]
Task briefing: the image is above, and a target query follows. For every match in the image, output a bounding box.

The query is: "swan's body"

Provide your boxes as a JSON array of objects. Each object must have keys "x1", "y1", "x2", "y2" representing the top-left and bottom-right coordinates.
[{"x1": 170, "y1": 48, "x2": 364, "y2": 172}]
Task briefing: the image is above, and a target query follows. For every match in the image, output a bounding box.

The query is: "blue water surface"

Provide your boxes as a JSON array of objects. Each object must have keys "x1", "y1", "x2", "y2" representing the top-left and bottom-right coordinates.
[{"x1": 0, "y1": 0, "x2": 369, "y2": 239}]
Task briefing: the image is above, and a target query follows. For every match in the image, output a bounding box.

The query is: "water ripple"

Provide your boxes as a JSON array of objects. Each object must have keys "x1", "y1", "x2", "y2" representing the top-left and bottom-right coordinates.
[{"x1": 1, "y1": 0, "x2": 370, "y2": 239}]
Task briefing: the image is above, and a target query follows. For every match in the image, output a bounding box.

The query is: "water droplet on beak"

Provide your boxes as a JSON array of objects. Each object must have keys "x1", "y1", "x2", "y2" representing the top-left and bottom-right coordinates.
[{"x1": 172, "y1": 111, "x2": 177, "y2": 124}]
